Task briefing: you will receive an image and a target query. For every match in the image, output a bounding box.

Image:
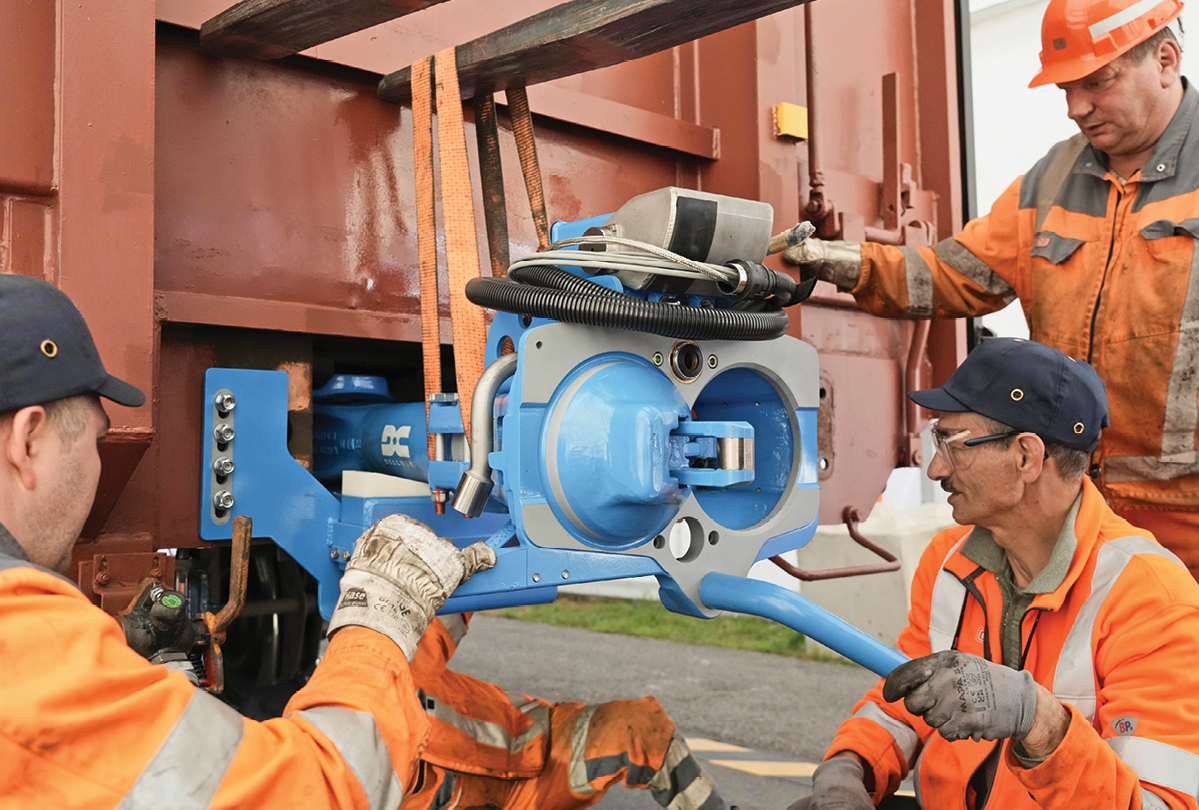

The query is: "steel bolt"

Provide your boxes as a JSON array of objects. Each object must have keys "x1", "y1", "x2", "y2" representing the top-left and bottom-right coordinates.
[
  {"x1": 330, "y1": 549, "x2": 339, "y2": 560},
  {"x1": 212, "y1": 490, "x2": 235, "y2": 510},
  {"x1": 652, "y1": 352, "x2": 664, "y2": 366},
  {"x1": 532, "y1": 573, "x2": 541, "y2": 583},
  {"x1": 707, "y1": 354, "x2": 718, "y2": 369},
  {"x1": 213, "y1": 423, "x2": 235, "y2": 443},
  {"x1": 561, "y1": 570, "x2": 570, "y2": 580},
  {"x1": 212, "y1": 457, "x2": 235, "y2": 476},
  {"x1": 213, "y1": 392, "x2": 237, "y2": 413},
  {"x1": 341, "y1": 551, "x2": 351, "y2": 561}
]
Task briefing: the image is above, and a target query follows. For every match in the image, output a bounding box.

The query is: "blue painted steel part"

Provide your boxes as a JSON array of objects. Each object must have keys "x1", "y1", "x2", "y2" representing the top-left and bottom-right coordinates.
[
  {"x1": 202, "y1": 367, "x2": 668, "y2": 619},
  {"x1": 313, "y1": 401, "x2": 430, "y2": 483},
  {"x1": 197, "y1": 208, "x2": 881, "y2": 660},
  {"x1": 699, "y1": 572, "x2": 908, "y2": 676}
]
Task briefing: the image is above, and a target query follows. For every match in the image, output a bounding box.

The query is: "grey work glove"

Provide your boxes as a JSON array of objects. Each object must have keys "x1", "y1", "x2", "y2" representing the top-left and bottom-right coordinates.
[
  {"x1": 882, "y1": 650, "x2": 1038, "y2": 743},
  {"x1": 327, "y1": 514, "x2": 496, "y2": 661},
  {"x1": 781, "y1": 238, "x2": 863, "y2": 291},
  {"x1": 786, "y1": 757, "x2": 873, "y2": 810}
]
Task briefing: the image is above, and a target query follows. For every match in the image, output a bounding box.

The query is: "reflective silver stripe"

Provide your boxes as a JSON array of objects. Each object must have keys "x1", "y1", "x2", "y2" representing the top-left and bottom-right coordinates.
[
  {"x1": 1090, "y1": 0, "x2": 1162, "y2": 39},
  {"x1": 439, "y1": 613, "x2": 469, "y2": 647},
  {"x1": 1104, "y1": 453, "x2": 1199, "y2": 483},
  {"x1": 853, "y1": 702, "x2": 919, "y2": 769},
  {"x1": 1053, "y1": 536, "x2": 1183, "y2": 722},
  {"x1": 117, "y1": 689, "x2": 245, "y2": 809},
  {"x1": 1035, "y1": 134, "x2": 1088, "y2": 232},
  {"x1": 568, "y1": 704, "x2": 601, "y2": 794},
  {"x1": 934, "y1": 238, "x2": 1016, "y2": 301},
  {"x1": 1109, "y1": 736, "x2": 1199, "y2": 798},
  {"x1": 1142, "y1": 787, "x2": 1172, "y2": 810},
  {"x1": 426, "y1": 692, "x2": 550, "y2": 756},
  {"x1": 1160, "y1": 242, "x2": 1199, "y2": 459},
  {"x1": 928, "y1": 535, "x2": 970, "y2": 653},
  {"x1": 297, "y1": 707, "x2": 403, "y2": 810},
  {"x1": 901, "y1": 246, "x2": 934, "y2": 317}
]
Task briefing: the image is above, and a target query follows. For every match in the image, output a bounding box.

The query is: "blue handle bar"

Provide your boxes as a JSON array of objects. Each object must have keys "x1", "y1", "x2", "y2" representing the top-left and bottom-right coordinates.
[{"x1": 699, "y1": 572, "x2": 907, "y2": 676}]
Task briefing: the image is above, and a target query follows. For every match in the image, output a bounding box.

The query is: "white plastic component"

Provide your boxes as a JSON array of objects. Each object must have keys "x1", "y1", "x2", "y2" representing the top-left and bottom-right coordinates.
[{"x1": 342, "y1": 470, "x2": 430, "y2": 499}]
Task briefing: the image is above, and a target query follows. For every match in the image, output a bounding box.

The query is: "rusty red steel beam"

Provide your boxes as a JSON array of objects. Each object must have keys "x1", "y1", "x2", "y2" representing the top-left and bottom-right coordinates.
[
  {"x1": 200, "y1": 0, "x2": 454, "y2": 60},
  {"x1": 377, "y1": 0, "x2": 816, "y2": 103}
]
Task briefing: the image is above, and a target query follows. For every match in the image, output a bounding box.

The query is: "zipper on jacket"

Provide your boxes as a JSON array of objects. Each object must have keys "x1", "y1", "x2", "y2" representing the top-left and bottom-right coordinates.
[
  {"x1": 1087, "y1": 188, "x2": 1122, "y2": 364},
  {"x1": 958, "y1": 568, "x2": 992, "y2": 662}
]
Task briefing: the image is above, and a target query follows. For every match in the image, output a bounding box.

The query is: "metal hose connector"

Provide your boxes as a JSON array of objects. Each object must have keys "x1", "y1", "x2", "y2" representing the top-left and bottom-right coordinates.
[{"x1": 452, "y1": 352, "x2": 519, "y2": 517}]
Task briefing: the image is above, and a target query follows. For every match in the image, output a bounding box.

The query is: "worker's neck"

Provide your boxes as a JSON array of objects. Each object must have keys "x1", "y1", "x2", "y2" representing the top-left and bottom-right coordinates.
[
  {"x1": 985, "y1": 479, "x2": 1081, "y2": 589},
  {"x1": 1107, "y1": 81, "x2": 1186, "y2": 180}
]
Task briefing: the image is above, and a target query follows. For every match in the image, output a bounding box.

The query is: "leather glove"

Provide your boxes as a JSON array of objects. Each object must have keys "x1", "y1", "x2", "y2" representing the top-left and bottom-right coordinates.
[
  {"x1": 786, "y1": 757, "x2": 873, "y2": 810},
  {"x1": 882, "y1": 650, "x2": 1038, "y2": 743},
  {"x1": 781, "y1": 238, "x2": 863, "y2": 291},
  {"x1": 327, "y1": 514, "x2": 496, "y2": 660}
]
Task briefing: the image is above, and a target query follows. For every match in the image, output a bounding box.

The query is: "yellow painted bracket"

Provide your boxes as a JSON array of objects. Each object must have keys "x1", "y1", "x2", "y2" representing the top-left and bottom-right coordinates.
[{"x1": 772, "y1": 103, "x2": 809, "y2": 140}]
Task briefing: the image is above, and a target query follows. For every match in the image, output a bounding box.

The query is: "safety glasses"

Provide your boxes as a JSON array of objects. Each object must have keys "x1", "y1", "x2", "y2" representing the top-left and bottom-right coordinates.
[{"x1": 929, "y1": 419, "x2": 1021, "y2": 471}]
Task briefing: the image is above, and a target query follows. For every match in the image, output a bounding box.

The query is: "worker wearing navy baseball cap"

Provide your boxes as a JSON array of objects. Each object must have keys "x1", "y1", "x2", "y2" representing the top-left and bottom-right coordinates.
[
  {"x1": 793, "y1": 338, "x2": 1199, "y2": 810},
  {"x1": 0, "y1": 272, "x2": 502, "y2": 808}
]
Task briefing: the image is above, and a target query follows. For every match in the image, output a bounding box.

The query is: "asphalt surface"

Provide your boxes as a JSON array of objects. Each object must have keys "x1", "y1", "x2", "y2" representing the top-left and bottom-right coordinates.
[{"x1": 449, "y1": 616, "x2": 884, "y2": 810}]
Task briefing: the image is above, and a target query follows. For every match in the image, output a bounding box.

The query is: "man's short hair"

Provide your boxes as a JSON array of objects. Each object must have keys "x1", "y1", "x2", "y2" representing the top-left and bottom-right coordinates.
[
  {"x1": 0, "y1": 395, "x2": 100, "y2": 443},
  {"x1": 1127, "y1": 25, "x2": 1179, "y2": 63},
  {"x1": 979, "y1": 416, "x2": 1089, "y2": 482}
]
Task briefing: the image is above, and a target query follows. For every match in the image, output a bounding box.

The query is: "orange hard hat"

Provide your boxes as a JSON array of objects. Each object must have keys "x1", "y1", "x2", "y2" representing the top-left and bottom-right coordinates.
[{"x1": 1029, "y1": 0, "x2": 1184, "y2": 88}]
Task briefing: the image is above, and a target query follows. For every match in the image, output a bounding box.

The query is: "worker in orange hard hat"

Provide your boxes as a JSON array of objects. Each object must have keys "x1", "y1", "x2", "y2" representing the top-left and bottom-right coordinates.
[{"x1": 785, "y1": 0, "x2": 1199, "y2": 585}]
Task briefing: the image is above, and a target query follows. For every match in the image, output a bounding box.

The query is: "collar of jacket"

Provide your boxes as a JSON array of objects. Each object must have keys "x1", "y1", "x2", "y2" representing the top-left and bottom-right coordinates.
[
  {"x1": 0, "y1": 520, "x2": 30, "y2": 562},
  {"x1": 941, "y1": 477, "x2": 1107, "y2": 614},
  {"x1": 1075, "y1": 76, "x2": 1198, "y2": 182}
]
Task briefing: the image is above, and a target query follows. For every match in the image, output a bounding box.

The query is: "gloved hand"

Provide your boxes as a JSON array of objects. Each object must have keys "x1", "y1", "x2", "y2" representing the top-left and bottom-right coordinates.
[
  {"x1": 781, "y1": 238, "x2": 863, "y2": 291},
  {"x1": 786, "y1": 756, "x2": 873, "y2": 810},
  {"x1": 882, "y1": 650, "x2": 1038, "y2": 743},
  {"x1": 327, "y1": 514, "x2": 496, "y2": 660}
]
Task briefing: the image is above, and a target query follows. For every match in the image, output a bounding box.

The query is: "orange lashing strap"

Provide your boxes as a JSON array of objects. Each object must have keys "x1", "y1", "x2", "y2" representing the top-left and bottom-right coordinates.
[
  {"x1": 506, "y1": 86, "x2": 550, "y2": 250},
  {"x1": 412, "y1": 56, "x2": 440, "y2": 461},
  {"x1": 434, "y1": 46, "x2": 487, "y2": 447}
]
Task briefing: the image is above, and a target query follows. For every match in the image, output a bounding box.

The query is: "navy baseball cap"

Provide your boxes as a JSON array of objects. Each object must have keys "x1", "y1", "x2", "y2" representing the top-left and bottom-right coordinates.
[
  {"x1": 909, "y1": 337, "x2": 1108, "y2": 452},
  {"x1": 0, "y1": 274, "x2": 145, "y2": 412}
]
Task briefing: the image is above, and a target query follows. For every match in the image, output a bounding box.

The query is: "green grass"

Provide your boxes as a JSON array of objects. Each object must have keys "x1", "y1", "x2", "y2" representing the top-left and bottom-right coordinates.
[{"x1": 485, "y1": 594, "x2": 852, "y2": 664}]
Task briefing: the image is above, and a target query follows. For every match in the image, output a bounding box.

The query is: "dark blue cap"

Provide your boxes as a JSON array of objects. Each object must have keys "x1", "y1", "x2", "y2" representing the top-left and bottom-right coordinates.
[
  {"x1": 908, "y1": 337, "x2": 1108, "y2": 452},
  {"x1": 0, "y1": 275, "x2": 144, "y2": 413}
]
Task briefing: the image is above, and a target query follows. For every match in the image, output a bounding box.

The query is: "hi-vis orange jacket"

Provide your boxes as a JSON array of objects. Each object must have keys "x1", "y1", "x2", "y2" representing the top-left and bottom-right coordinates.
[
  {"x1": 848, "y1": 82, "x2": 1199, "y2": 518},
  {"x1": 403, "y1": 615, "x2": 720, "y2": 810},
  {"x1": 827, "y1": 479, "x2": 1199, "y2": 809},
  {"x1": 0, "y1": 541, "x2": 429, "y2": 809}
]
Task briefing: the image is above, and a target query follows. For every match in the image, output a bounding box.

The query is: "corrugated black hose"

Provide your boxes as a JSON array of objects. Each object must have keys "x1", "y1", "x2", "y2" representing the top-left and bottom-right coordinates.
[{"x1": 465, "y1": 264, "x2": 791, "y2": 341}]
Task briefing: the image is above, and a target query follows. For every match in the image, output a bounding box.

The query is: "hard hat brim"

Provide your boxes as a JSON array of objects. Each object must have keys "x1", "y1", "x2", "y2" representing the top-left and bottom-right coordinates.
[{"x1": 1029, "y1": 54, "x2": 1111, "y2": 88}]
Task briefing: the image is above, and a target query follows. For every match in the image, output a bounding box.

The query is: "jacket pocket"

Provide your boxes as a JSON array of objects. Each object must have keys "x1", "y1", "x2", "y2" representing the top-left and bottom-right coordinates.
[
  {"x1": 1141, "y1": 218, "x2": 1199, "y2": 240},
  {"x1": 1030, "y1": 231, "x2": 1085, "y2": 265}
]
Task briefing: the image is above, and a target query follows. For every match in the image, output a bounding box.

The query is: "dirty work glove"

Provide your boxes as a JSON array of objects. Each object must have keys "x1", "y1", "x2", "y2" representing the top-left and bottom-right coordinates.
[
  {"x1": 883, "y1": 650, "x2": 1037, "y2": 743},
  {"x1": 327, "y1": 514, "x2": 496, "y2": 660},
  {"x1": 786, "y1": 757, "x2": 873, "y2": 810},
  {"x1": 781, "y1": 238, "x2": 863, "y2": 291}
]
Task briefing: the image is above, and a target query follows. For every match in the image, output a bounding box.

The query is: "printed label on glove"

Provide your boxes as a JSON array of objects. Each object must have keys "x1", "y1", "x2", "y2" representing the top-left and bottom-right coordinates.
[{"x1": 339, "y1": 587, "x2": 369, "y2": 609}]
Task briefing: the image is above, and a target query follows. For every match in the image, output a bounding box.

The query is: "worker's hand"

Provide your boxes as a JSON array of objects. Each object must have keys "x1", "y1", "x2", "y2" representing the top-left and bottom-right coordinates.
[
  {"x1": 781, "y1": 238, "x2": 863, "y2": 291},
  {"x1": 327, "y1": 514, "x2": 496, "y2": 660},
  {"x1": 786, "y1": 756, "x2": 873, "y2": 810},
  {"x1": 882, "y1": 650, "x2": 1038, "y2": 743}
]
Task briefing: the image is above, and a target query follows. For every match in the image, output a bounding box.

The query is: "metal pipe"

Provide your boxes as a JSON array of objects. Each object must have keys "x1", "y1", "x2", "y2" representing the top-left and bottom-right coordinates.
[
  {"x1": 903, "y1": 320, "x2": 932, "y2": 466},
  {"x1": 452, "y1": 352, "x2": 520, "y2": 517}
]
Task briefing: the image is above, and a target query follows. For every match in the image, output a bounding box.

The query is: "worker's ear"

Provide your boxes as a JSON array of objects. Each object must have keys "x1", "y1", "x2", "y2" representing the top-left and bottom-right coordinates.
[
  {"x1": 1013, "y1": 433, "x2": 1046, "y2": 483},
  {"x1": 1157, "y1": 36, "x2": 1182, "y2": 87},
  {"x1": 3, "y1": 406, "x2": 51, "y2": 491}
]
